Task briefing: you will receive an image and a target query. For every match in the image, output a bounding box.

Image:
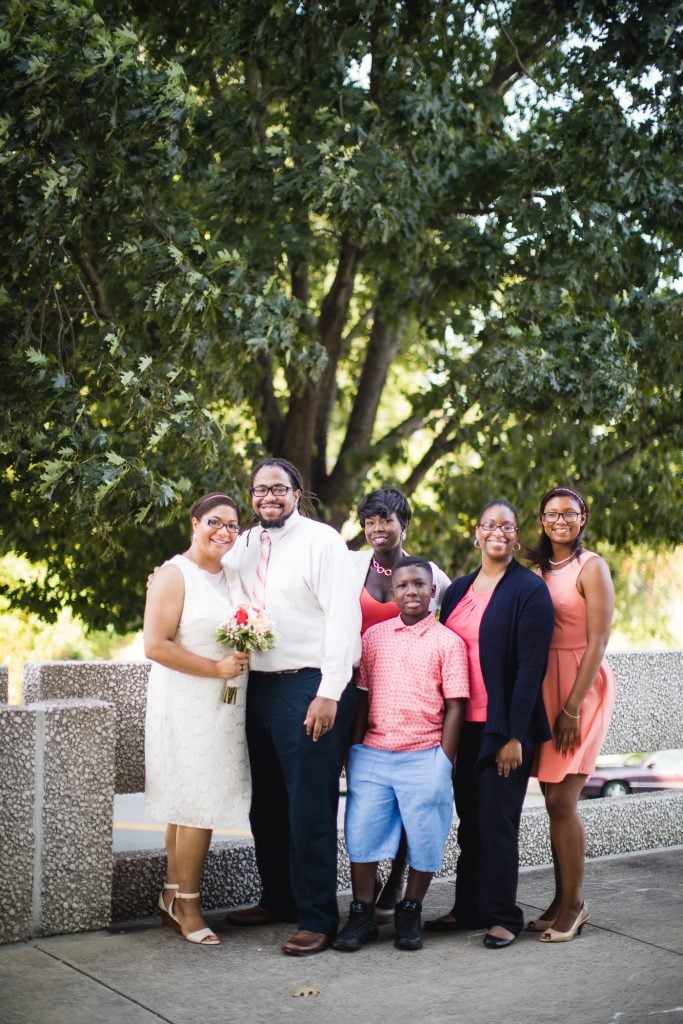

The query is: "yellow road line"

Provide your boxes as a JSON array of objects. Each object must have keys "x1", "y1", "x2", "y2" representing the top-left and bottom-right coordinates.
[{"x1": 114, "y1": 822, "x2": 252, "y2": 837}]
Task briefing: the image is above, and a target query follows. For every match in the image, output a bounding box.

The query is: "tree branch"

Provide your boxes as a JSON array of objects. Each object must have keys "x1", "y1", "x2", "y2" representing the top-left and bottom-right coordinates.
[
  {"x1": 371, "y1": 412, "x2": 428, "y2": 454},
  {"x1": 336, "y1": 309, "x2": 403, "y2": 462},
  {"x1": 320, "y1": 409, "x2": 426, "y2": 526},
  {"x1": 253, "y1": 353, "x2": 283, "y2": 451},
  {"x1": 244, "y1": 60, "x2": 266, "y2": 146},
  {"x1": 65, "y1": 242, "x2": 115, "y2": 323},
  {"x1": 342, "y1": 302, "x2": 376, "y2": 349},
  {"x1": 311, "y1": 235, "x2": 361, "y2": 481},
  {"x1": 488, "y1": 9, "x2": 559, "y2": 95},
  {"x1": 602, "y1": 414, "x2": 683, "y2": 472},
  {"x1": 400, "y1": 418, "x2": 462, "y2": 495}
]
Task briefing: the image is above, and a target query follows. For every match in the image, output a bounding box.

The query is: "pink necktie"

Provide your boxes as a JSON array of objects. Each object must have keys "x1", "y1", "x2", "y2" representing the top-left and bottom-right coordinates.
[{"x1": 253, "y1": 530, "x2": 271, "y2": 608}]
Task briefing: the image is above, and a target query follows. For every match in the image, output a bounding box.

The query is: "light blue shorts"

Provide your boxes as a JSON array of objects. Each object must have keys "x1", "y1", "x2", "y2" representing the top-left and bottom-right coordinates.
[{"x1": 344, "y1": 744, "x2": 454, "y2": 873}]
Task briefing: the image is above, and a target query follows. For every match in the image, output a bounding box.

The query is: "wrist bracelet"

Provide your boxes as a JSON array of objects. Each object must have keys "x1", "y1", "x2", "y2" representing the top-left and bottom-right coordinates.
[{"x1": 561, "y1": 705, "x2": 580, "y2": 719}]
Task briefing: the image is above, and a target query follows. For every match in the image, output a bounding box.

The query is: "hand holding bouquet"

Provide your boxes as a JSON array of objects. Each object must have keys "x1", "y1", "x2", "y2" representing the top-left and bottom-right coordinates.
[{"x1": 216, "y1": 604, "x2": 276, "y2": 704}]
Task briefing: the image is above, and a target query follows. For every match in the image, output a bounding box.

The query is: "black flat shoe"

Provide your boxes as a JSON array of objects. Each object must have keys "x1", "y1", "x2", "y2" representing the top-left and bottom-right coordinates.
[{"x1": 483, "y1": 932, "x2": 516, "y2": 949}]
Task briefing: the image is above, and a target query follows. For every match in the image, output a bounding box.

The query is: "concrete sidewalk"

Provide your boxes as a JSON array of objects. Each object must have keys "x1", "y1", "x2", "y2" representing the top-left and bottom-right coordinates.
[{"x1": 2, "y1": 847, "x2": 682, "y2": 1024}]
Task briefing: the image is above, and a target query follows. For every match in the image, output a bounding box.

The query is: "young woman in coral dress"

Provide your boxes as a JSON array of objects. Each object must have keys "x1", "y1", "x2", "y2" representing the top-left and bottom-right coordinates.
[{"x1": 528, "y1": 487, "x2": 615, "y2": 943}]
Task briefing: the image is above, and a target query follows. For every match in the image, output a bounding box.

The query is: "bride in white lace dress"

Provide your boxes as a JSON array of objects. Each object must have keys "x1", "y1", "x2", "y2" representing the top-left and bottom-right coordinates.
[{"x1": 144, "y1": 492, "x2": 250, "y2": 946}]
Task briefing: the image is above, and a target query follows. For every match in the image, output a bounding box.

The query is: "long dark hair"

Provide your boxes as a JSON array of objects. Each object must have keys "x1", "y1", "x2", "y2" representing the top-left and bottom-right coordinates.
[{"x1": 526, "y1": 486, "x2": 589, "y2": 572}]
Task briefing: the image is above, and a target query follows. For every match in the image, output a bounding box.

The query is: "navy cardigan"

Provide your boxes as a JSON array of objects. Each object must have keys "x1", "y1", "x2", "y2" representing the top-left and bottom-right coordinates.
[{"x1": 440, "y1": 559, "x2": 554, "y2": 770}]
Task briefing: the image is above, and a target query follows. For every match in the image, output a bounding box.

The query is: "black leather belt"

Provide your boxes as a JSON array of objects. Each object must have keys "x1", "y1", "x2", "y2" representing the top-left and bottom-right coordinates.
[{"x1": 251, "y1": 667, "x2": 316, "y2": 675}]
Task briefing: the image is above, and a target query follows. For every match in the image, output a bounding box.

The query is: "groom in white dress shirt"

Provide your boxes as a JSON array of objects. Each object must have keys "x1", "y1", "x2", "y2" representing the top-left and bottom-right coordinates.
[{"x1": 224, "y1": 457, "x2": 361, "y2": 956}]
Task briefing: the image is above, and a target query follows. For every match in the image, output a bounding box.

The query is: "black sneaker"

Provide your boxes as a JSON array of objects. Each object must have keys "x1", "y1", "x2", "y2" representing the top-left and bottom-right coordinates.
[
  {"x1": 394, "y1": 898, "x2": 423, "y2": 950},
  {"x1": 332, "y1": 901, "x2": 379, "y2": 952}
]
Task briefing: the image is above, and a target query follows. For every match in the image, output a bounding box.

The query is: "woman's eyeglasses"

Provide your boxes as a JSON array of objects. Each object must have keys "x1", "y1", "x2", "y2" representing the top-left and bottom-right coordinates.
[
  {"x1": 542, "y1": 511, "x2": 581, "y2": 524},
  {"x1": 204, "y1": 517, "x2": 239, "y2": 533},
  {"x1": 478, "y1": 521, "x2": 518, "y2": 534}
]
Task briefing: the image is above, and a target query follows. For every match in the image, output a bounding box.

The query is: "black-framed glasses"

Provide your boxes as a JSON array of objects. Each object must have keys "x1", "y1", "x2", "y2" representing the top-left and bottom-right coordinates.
[
  {"x1": 542, "y1": 510, "x2": 581, "y2": 524},
  {"x1": 204, "y1": 517, "x2": 239, "y2": 533},
  {"x1": 249, "y1": 484, "x2": 293, "y2": 497},
  {"x1": 478, "y1": 520, "x2": 518, "y2": 534}
]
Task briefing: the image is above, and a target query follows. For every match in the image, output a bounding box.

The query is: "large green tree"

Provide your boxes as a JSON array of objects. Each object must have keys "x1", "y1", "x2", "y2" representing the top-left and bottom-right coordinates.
[{"x1": 1, "y1": 0, "x2": 681, "y2": 629}]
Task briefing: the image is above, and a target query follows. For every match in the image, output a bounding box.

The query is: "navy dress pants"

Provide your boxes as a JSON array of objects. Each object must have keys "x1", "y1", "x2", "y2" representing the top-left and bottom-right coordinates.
[
  {"x1": 452, "y1": 721, "x2": 535, "y2": 935},
  {"x1": 246, "y1": 668, "x2": 359, "y2": 935}
]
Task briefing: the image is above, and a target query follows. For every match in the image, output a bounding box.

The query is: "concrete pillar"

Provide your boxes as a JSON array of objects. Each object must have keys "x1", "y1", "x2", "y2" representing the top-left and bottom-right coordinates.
[
  {"x1": 0, "y1": 700, "x2": 115, "y2": 943},
  {"x1": 23, "y1": 661, "x2": 149, "y2": 793}
]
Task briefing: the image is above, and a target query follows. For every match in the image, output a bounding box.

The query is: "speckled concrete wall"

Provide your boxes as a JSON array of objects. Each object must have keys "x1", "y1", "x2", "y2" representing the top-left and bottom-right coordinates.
[
  {"x1": 21, "y1": 650, "x2": 683, "y2": 796},
  {"x1": 112, "y1": 842, "x2": 262, "y2": 923},
  {"x1": 110, "y1": 789, "x2": 683, "y2": 923},
  {"x1": 0, "y1": 700, "x2": 116, "y2": 943},
  {"x1": 0, "y1": 708, "x2": 35, "y2": 942},
  {"x1": 0, "y1": 666, "x2": 8, "y2": 703},
  {"x1": 23, "y1": 661, "x2": 148, "y2": 793},
  {"x1": 602, "y1": 650, "x2": 683, "y2": 754},
  {"x1": 14, "y1": 651, "x2": 683, "y2": 930}
]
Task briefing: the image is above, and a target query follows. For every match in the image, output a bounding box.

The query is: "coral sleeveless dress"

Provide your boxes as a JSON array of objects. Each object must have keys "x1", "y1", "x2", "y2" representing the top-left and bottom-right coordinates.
[{"x1": 535, "y1": 552, "x2": 616, "y2": 783}]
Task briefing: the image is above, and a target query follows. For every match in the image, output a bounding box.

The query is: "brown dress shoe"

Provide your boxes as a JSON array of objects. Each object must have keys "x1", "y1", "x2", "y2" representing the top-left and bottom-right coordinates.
[
  {"x1": 281, "y1": 930, "x2": 330, "y2": 956},
  {"x1": 225, "y1": 905, "x2": 289, "y2": 927}
]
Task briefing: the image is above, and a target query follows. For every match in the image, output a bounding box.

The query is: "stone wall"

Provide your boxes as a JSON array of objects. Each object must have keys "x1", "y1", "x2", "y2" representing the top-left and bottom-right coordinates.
[
  {"x1": 110, "y1": 789, "x2": 683, "y2": 923},
  {"x1": 601, "y1": 650, "x2": 683, "y2": 754},
  {"x1": 0, "y1": 700, "x2": 115, "y2": 944},
  {"x1": 4, "y1": 649, "x2": 682, "y2": 934},
  {"x1": 23, "y1": 661, "x2": 149, "y2": 793},
  {"x1": 0, "y1": 665, "x2": 8, "y2": 703},
  {"x1": 21, "y1": 650, "x2": 683, "y2": 797}
]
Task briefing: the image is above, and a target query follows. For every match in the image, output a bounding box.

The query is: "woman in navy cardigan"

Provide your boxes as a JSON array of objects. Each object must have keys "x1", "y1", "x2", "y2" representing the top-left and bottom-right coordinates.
[{"x1": 425, "y1": 499, "x2": 554, "y2": 948}]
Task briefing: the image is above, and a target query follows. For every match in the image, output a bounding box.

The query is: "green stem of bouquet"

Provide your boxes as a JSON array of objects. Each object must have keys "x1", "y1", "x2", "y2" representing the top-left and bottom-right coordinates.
[{"x1": 222, "y1": 642, "x2": 250, "y2": 704}]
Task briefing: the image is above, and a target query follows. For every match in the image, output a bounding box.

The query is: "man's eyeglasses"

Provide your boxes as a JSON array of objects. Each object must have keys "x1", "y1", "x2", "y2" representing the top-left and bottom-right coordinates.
[
  {"x1": 479, "y1": 521, "x2": 518, "y2": 534},
  {"x1": 542, "y1": 511, "x2": 581, "y2": 524},
  {"x1": 204, "y1": 517, "x2": 239, "y2": 533},
  {"x1": 250, "y1": 485, "x2": 293, "y2": 497}
]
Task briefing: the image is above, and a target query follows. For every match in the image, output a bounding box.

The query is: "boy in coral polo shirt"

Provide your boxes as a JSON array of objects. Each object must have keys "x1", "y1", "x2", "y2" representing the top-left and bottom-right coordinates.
[{"x1": 333, "y1": 556, "x2": 469, "y2": 952}]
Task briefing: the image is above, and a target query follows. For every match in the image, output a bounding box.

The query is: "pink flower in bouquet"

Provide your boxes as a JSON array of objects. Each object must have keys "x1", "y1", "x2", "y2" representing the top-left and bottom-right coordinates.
[{"x1": 216, "y1": 604, "x2": 277, "y2": 704}]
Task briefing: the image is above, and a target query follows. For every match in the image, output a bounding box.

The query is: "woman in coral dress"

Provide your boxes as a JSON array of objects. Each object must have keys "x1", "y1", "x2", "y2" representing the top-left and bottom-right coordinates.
[{"x1": 529, "y1": 487, "x2": 615, "y2": 943}]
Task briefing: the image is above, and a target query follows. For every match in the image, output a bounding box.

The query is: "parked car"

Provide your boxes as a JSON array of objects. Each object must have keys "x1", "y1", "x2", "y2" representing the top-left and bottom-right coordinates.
[{"x1": 581, "y1": 749, "x2": 683, "y2": 798}]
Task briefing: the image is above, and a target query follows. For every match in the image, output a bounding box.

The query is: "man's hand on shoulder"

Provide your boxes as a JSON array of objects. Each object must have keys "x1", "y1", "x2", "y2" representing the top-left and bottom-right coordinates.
[
  {"x1": 303, "y1": 696, "x2": 337, "y2": 742},
  {"x1": 146, "y1": 565, "x2": 161, "y2": 590}
]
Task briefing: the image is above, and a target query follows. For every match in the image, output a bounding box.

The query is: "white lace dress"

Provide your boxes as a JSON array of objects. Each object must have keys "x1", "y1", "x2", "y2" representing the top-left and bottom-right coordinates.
[{"x1": 144, "y1": 554, "x2": 252, "y2": 830}]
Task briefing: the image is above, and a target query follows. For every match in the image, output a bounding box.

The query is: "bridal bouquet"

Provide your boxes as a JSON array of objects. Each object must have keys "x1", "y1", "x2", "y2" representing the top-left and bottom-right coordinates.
[{"x1": 216, "y1": 604, "x2": 277, "y2": 704}]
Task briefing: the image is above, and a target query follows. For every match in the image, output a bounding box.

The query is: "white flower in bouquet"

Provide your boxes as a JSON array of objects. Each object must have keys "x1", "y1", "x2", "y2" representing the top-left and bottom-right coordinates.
[{"x1": 216, "y1": 604, "x2": 277, "y2": 703}]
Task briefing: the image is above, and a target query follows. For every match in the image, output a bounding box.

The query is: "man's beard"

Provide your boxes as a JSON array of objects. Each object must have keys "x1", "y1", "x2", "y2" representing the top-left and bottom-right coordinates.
[{"x1": 258, "y1": 507, "x2": 295, "y2": 530}]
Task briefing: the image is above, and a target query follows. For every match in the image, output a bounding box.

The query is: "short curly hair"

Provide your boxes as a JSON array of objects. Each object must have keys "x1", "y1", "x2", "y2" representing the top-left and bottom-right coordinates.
[{"x1": 357, "y1": 488, "x2": 412, "y2": 530}]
